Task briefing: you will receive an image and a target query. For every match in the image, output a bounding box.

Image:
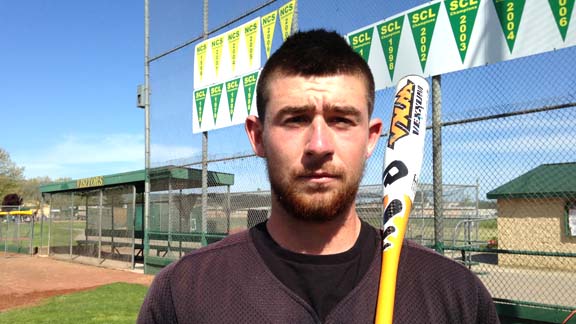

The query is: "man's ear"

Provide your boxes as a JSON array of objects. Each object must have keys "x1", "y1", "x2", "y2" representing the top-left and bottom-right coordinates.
[
  {"x1": 366, "y1": 117, "x2": 383, "y2": 158},
  {"x1": 245, "y1": 115, "x2": 266, "y2": 157}
]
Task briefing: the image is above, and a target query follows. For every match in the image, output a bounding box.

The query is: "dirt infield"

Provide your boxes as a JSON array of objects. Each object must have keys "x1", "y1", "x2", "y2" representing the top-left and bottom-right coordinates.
[{"x1": 0, "y1": 253, "x2": 154, "y2": 312}]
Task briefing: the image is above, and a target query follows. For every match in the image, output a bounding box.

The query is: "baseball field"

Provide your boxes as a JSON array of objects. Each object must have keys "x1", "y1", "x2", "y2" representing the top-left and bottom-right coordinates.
[{"x1": 0, "y1": 253, "x2": 153, "y2": 323}]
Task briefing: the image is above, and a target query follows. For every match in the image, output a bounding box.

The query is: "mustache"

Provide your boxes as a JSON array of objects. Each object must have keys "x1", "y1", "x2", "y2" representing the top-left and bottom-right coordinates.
[{"x1": 293, "y1": 165, "x2": 345, "y2": 178}]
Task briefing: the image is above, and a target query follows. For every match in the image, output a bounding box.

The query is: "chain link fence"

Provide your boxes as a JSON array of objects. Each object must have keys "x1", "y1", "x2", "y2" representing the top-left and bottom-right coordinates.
[
  {"x1": 146, "y1": 0, "x2": 576, "y2": 317},
  {"x1": 0, "y1": 205, "x2": 35, "y2": 255},
  {"x1": 39, "y1": 185, "x2": 140, "y2": 269}
]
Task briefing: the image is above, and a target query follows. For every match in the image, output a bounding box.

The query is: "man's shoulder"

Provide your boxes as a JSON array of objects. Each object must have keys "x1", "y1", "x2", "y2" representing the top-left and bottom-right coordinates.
[
  {"x1": 401, "y1": 240, "x2": 478, "y2": 284},
  {"x1": 139, "y1": 229, "x2": 292, "y2": 323},
  {"x1": 402, "y1": 240, "x2": 468, "y2": 271},
  {"x1": 187, "y1": 229, "x2": 253, "y2": 256},
  {"x1": 157, "y1": 229, "x2": 254, "y2": 277},
  {"x1": 400, "y1": 239, "x2": 484, "y2": 287}
]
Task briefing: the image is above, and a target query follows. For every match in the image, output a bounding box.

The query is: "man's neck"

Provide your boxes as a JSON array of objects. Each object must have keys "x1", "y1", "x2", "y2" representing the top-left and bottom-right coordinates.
[{"x1": 266, "y1": 205, "x2": 362, "y2": 255}]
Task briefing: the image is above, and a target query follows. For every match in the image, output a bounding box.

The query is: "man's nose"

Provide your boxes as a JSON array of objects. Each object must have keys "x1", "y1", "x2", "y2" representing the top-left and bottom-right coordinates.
[{"x1": 304, "y1": 117, "x2": 335, "y2": 157}]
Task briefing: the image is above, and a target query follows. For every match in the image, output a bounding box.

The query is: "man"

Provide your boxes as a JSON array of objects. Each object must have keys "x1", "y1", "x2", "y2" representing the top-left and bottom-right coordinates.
[{"x1": 138, "y1": 29, "x2": 499, "y2": 323}]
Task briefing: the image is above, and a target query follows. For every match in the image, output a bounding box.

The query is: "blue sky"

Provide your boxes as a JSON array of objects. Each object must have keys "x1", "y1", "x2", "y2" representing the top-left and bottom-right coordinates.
[
  {"x1": 0, "y1": 1, "x2": 144, "y2": 179},
  {"x1": 0, "y1": 0, "x2": 429, "y2": 181}
]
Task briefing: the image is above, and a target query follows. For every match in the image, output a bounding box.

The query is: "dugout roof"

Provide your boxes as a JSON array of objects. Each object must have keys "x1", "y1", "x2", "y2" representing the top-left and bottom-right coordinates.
[
  {"x1": 39, "y1": 166, "x2": 235, "y2": 194},
  {"x1": 486, "y1": 162, "x2": 576, "y2": 200}
]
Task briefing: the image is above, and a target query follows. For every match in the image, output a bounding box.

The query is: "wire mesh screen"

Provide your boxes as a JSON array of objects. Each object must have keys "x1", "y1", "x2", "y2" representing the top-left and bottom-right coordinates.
[
  {"x1": 438, "y1": 51, "x2": 576, "y2": 309},
  {"x1": 37, "y1": 206, "x2": 50, "y2": 255},
  {"x1": 148, "y1": 187, "x2": 205, "y2": 259},
  {"x1": 82, "y1": 189, "x2": 102, "y2": 258},
  {"x1": 43, "y1": 185, "x2": 137, "y2": 269},
  {"x1": 147, "y1": 0, "x2": 576, "y2": 315},
  {"x1": 99, "y1": 186, "x2": 136, "y2": 263},
  {"x1": 47, "y1": 192, "x2": 76, "y2": 258},
  {"x1": 0, "y1": 206, "x2": 34, "y2": 255}
]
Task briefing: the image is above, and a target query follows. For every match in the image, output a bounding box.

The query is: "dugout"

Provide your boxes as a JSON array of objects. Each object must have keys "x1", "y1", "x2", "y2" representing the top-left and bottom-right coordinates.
[
  {"x1": 39, "y1": 166, "x2": 234, "y2": 271},
  {"x1": 487, "y1": 162, "x2": 576, "y2": 271}
]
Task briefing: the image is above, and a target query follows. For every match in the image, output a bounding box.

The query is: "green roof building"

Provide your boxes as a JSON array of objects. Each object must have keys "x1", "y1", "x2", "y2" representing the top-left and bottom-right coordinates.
[
  {"x1": 486, "y1": 163, "x2": 576, "y2": 271},
  {"x1": 38, "y1": 166, "x2": 234, "y2": 273},
  {"x1": 487, "y1": 163, "x2": 576, "y2": 200}
]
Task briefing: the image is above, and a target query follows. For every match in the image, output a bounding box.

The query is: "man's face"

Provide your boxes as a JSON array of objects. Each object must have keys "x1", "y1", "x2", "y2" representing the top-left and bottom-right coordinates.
[{"x1": 246, "y1": 73, "x2": 382, "y2": 223}]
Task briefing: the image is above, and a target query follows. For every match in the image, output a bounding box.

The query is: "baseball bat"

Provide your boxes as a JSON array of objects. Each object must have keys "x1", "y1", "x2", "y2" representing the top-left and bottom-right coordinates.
[{"x1": 375, "y1": 75, "x2": 430, "y2": 324}]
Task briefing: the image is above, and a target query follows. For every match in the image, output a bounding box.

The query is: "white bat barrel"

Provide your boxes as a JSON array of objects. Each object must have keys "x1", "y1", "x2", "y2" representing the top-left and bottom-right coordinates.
[{"x1": 375, "y1": 74, "x2": 430, "y2": 324}]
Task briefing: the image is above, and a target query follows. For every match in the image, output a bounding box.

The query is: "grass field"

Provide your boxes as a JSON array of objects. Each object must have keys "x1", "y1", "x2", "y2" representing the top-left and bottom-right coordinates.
[{"x1": 0, "y1": 283, "x2": 148, "y2": 324}]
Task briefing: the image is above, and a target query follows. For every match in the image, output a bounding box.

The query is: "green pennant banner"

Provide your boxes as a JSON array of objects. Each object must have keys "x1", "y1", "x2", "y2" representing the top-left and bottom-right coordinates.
[
  {"x1": 548, "y1": 0, "x2": 575, "y2": 41},
  {"x1": 209, "y1": 84, "x2": 223, "y2": 124},
  {"x1": 408, "y1": 2, "x2": 441, "y2": 72},
  {"x1": 377, "y1": 16, "x2": 405, "y2": 81},
  {"x1": 445, "y1": 0, "x2": 481, "y2": 63},
  {"x1": 194, "y1": 88, "x2": 207, "y2": 127},
  {"x1": 347, "y1": 0, "x2": 576, "y2": 92},
  {"x1": 226, "y1": 78, "x2": 240, "y2": 121},
  {"x1": 493, "y1": 0, "x2": 526, "y2": 53},
  {"x1": 243, "y1": 71, "x2": 259, "y2": 115},
  {"x1": 348, "y1": 27, "x2": 374, "y2": 62}
]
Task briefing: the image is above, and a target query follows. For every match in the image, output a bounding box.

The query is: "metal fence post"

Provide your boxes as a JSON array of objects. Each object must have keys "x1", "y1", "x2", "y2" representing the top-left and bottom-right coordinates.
[
  {"x1": 111, "y1": 189, "x2": 115, "y2": 254},
  {"x1": 201, "y1": 0, "x2": 209, "y2": 247},
  {"x1": 48, "y1": 195, "x2": 52, "y2": 256},
  {"x1": 16, "y1": 208, "x2": 21, "y2": 252},
  {"x1": 131, "y1": 185, "x2": 136, "y2": 270},
  {"x1": 168, "y1": 174, "x2": 173, "y2": 254},
  {"x1": 2, "y1": 212, "x2": 6, "y2": 256},
  {"x1": 29, "y1": 209, "x2": 34, "y2": 255},
  {"x1": 475, "y1": 178, "x2": 479, "y2": 241},
  {"x1": 432, "y1": 75, "x2": 444, "y2": 254},
  {"x1": 292, "y1": 0, "x2": 298, "y2": 33},
  {"x1": 226, "y1": 185, "x2": 231, "y2": 233},
  {"x1": 70, "y1": 192, "x2": 74, "y2": 258},
  {"x1": 143, "y1": 0, "x2": 151, "y2": 272},
  {"x1": 85, "y1": 193, "x2": 89, "y2": 256},
  {"x1": 98, "y1": 189, "x2": 103, "y2": 262},
  {"x1": 40, "y1": 194, "x2": 45, "y2": 255}
]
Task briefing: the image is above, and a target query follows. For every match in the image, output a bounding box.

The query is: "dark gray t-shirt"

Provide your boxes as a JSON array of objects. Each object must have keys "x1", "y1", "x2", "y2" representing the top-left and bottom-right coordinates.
[{"x1": 137, "y1": 223, "x2": 499, "y2": 323}]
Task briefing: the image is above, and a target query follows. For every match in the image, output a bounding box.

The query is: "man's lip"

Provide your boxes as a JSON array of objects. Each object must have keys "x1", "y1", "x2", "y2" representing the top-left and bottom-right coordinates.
[{"x1": 299, "y1": 173, "x2": 339, "y2": 180}]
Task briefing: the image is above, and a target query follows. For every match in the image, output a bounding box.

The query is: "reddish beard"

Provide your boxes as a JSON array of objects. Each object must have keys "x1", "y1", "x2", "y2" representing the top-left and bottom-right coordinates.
[{"x1": 267, "y1": 161, "x2": 364, "y2": 223}]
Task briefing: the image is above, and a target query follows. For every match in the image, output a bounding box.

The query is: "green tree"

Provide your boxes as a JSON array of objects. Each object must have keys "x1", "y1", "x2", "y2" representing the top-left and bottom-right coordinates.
[
  {"x1": 20, "y1": 176, "x2": 52, "y2": 208},
  {"x1": 0, "y1": 148, "x2": 24, "y2": 200}
]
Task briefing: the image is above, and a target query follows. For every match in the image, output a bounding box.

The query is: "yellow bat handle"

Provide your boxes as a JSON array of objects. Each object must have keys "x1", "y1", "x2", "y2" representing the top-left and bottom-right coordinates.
[{"x1": 374, "y1": 197, "x2": 411, "y2": 324}]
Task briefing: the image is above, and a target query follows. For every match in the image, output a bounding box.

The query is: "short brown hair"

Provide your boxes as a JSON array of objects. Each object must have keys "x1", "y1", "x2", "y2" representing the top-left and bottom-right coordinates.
[{"x1": 256, "y1": 29, "x2": 375, "y2": 122}]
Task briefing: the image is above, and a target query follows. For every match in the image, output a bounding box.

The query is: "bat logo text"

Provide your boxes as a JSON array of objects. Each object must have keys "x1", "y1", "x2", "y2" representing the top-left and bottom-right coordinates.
[
  {"x1": 382, "y1": 160, "x2": 408, "y2": 188},
  {"x1": 412, "y1": 84, "x2": 425, "y2": 137},
  {"x1": 388, "y1": 80, "x2": 415, "y2": 149}
]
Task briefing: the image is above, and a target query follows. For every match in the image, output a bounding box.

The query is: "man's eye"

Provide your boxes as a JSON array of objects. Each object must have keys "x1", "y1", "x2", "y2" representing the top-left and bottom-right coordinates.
[
  {"x1": 330, "y1": 117, "x2": 354, "y2": 126},
  {"x1": 284, "y1": 116, "x2": 309, "y2": 125}
]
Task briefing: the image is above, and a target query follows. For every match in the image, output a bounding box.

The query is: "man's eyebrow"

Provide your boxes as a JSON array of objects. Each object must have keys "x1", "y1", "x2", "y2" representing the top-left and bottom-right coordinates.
[
  {"x1": 275, "y1": 105, "x2": 315, "y2": 117},
  {"x1": 324, "y1": 105, "x2": 362, "y2": 118},
  {"x1": 274, "y1": 104, "x2": 363, "y2": 119}
]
